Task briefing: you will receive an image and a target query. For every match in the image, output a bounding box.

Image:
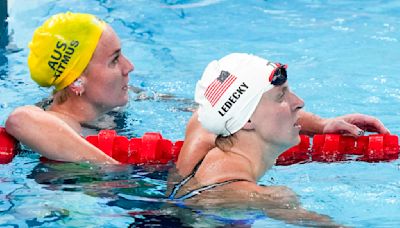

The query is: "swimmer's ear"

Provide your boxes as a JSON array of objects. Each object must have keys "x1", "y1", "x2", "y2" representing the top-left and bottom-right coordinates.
[
  {"x1": 69, "y1": 77, "x2": 86, "y2": 96},
  {"x1": 243, "y1": 119, "x2": 255, "y2": 130}
]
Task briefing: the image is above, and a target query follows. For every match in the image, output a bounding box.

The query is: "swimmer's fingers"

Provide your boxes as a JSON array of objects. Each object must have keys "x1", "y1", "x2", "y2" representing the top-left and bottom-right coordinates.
[
  {"x1": 359, "y1": 118, "x2": 390, "y2": 134},
  {"x1": 339, "y1": 114, "x2": 390, "y2": 134},
  {"x1": 322, "y1": 119, "x2": 364, "y2": 137}
]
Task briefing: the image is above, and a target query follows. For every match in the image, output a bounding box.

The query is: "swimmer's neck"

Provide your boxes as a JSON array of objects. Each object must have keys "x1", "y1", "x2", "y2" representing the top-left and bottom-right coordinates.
[
  {"x1": 48, "y1": 97, "x2": 110, "y2": 126},
  {"x1": 231, "y1": 131, "x2": 291, "y2": 181}
]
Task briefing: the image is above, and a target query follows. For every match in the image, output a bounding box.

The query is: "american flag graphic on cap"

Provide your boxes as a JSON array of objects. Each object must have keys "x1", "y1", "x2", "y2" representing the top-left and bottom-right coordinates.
[{"x1": 204, "y1": 70, "x2": 237, "y2": 107}]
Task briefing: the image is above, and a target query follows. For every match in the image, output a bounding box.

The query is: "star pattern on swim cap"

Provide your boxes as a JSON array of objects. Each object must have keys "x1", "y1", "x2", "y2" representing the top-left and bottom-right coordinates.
[{"x1": 217, "y1": 70, "x2": 230, "y2": 83}]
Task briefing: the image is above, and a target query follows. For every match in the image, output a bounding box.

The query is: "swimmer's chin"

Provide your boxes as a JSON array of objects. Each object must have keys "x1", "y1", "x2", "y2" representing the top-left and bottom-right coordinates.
[{"x1": 112, "y1": 97, "x2": 129, "y2": 109}]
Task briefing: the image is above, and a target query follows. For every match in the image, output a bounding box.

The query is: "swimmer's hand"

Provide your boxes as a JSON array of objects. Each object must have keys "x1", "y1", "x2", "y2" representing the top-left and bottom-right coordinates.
[{"x1": 322, "y1": 113, "x2": 390, "y2": 137}]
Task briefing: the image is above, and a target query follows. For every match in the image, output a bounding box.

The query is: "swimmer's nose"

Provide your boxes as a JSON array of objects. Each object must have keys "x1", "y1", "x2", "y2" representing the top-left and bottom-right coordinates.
[
  {"x1": 290, "y1": 91, "x2": 304, "y2": 112},
  {"x1": 122, "y1": 54, "x2": 134, "y2": 76}
]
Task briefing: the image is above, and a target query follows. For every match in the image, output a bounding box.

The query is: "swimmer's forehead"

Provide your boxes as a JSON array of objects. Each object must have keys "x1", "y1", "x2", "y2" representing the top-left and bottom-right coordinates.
[{"x1": 92, "y1": 25, "x2": 122, "y2": 60}]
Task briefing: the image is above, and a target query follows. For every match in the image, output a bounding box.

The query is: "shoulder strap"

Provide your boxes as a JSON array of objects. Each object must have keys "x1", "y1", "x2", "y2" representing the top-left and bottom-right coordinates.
[
  {"x1": 168, "y1": 157, "x2": 206, "y2": 199},
  {"x1": 175, "y1": 178, "x2": 249, "y2": 201}
]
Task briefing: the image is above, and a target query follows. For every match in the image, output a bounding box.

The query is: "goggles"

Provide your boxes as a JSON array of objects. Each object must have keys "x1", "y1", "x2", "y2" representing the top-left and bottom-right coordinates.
[{"x1": 268, "y1": 63, "x2": 288, "y2": 86}]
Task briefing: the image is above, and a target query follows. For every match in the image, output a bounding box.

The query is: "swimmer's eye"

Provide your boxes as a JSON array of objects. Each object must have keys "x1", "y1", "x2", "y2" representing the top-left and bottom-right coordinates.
[
  {"x1": 278, "y1": 92, "x2": 285, "y2": 101},
  {"x1": 276, "y1": 88, "x2": 287, "y2": 102},
  {"x1": 111, "y1": 55, "x2": 119, "y2": 65},
  {"x1": 277, "y1": 85, "x2": 291, "y2": 102}
]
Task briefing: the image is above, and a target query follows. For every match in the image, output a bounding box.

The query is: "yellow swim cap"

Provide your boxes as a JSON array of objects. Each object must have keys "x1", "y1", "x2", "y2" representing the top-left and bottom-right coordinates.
[{"x1": 28, "y1": 12, "x2": 106, "y2": 91}]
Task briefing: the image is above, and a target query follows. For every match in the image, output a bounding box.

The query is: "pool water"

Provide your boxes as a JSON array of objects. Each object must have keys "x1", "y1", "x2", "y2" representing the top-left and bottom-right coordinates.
[{"x1": 1, "y1": 0, "x2": 400, "y2": 227}]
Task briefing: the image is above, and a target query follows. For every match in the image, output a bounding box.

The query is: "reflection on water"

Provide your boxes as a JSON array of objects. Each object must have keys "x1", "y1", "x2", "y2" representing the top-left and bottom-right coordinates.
[
  {"x1": 25, "y1": 161, "x2": 264, "y2": 227},
  {"x1": 162, "y1": 0, "x2": 224, "y2": 9},
  {"x1": 28, "y1": 161, "x2": 168, "y2": 196},
  {"x1": 25, "y1": 161, "x2": 189, "y2": 226}
]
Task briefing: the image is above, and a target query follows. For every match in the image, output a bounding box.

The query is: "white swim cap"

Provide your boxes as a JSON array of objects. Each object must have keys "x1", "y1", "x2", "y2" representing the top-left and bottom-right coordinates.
[{"x1": 195, "y1": 53, "x2": 287, "y2": 136}]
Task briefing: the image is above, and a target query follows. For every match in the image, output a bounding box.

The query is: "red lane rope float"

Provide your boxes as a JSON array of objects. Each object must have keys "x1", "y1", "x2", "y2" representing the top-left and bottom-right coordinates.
[
  {"x1": 0, "y1": 128, "x2": 17, "y2": 164},
  {"x1": 276, "y1": 134, "x2": 399, "y2": 165},
  {"x1": 0, "y1": 127, "x2": 399, "y2": 165},
  {"x1": 86, "y1": 130, "x2": 183, "y2": 164}
]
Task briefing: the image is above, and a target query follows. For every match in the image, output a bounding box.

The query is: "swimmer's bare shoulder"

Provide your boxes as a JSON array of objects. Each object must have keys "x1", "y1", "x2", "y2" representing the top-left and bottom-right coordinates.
[
  {"x1": 6, "y1": 105, "x2": 50, "y2": 133},
  {"x1": 176, "y1": 111, "x2": 216, "y2": 176},
  {"x1": 7, "y1": 105, "x2": 81, "y2": 132}
]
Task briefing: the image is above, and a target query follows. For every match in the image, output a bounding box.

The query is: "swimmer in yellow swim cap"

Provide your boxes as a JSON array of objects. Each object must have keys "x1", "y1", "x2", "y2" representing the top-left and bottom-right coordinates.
[{"x1": 5, "y1": 12, "x2": 133, "y2": 163}]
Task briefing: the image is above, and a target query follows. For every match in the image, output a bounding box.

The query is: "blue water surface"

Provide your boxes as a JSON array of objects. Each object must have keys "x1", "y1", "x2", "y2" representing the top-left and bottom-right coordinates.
[{"x1": 0, "y1": 0, "x2": 400, "y2": 227}]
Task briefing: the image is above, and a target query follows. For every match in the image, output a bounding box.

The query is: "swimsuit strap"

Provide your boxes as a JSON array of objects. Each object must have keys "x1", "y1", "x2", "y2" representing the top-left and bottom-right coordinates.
[
  {"x1": 168, "y1": 155, "x2": 251, "y2": 201},
  {"x1": 168, "y1": 157, "x2": 206, "y2": 199},
  {"x1": 175, "y1": 178, "x2": 249, "y2": 201}
]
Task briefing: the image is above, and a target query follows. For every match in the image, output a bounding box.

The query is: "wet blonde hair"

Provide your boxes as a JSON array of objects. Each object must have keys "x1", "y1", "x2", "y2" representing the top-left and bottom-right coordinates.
[
  {"x1": 52, "y1": 88, "x2": 69, "y2": 104},
  {"x1": 215, "y1": 134, "x2": 237, "y2": 151}
]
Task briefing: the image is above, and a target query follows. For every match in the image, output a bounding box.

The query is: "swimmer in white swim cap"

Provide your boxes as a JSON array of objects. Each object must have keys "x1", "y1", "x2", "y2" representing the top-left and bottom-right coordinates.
[{"x1": 170, "y1": 53, "x2": 389, "y2": 226}]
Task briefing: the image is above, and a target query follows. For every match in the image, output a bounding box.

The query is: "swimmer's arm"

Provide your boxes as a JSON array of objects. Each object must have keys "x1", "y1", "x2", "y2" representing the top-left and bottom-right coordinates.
[
  {"x1": 5, "y1": 105, "x2": 118, "y2": 164},
  {"x1": 298, "y1": 110, "x2": 389, "y2": 136},
  {"x1": 265, "y1": 207, "x2": 344, "y2": 227},
  {"x1": 253, "y1": 185, "x2": 344, "y2": 227},
  {"x1": 297, "y1": 110, "x2": 325, "y2": 135}
]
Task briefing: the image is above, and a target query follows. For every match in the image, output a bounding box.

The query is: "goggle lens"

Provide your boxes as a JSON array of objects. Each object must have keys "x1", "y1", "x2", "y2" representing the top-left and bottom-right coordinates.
[{"x1": 269, "y1": 63, "x2": 287, "y2": 86}]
